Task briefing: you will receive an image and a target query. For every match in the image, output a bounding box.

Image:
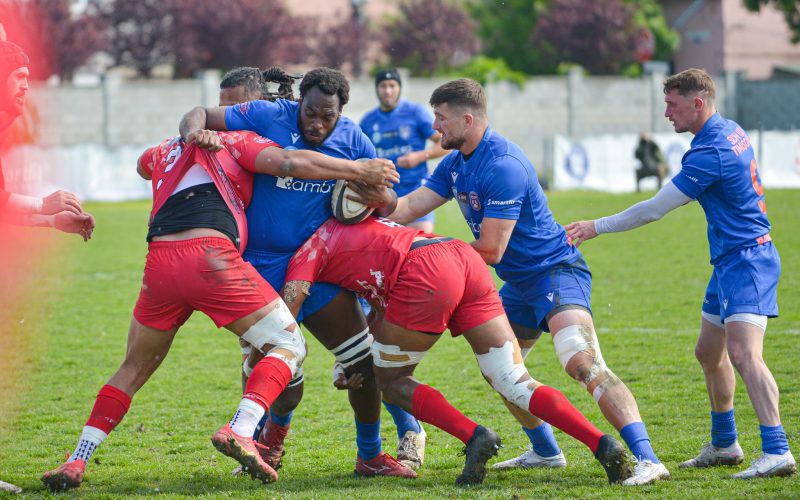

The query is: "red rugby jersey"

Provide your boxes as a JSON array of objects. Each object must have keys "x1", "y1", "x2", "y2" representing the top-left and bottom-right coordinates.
[
  {"x1": 285, "y1": 217, "x2": 429, "y2": 308},
  {"x1": 138, "y1": 131, "x2": 279, "y2": 252}
]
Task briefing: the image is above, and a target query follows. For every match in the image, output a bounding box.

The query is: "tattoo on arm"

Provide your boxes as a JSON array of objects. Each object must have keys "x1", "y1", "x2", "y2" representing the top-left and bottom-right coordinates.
[{"x1": 283, "y1": 280, "x2": 311, "y2": 304}]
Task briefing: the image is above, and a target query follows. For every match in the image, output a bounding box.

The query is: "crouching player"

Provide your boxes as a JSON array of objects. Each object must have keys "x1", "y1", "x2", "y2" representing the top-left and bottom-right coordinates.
[
  {"x1": 40, "y1": 131, "x2": 399, "y2": 491},
  {"x1": 273, "y1": 217, "x2": 633, "y2": 486}
]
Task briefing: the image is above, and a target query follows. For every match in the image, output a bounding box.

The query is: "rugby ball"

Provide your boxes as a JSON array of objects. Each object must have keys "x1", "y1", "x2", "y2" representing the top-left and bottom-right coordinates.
[{"x1": 331, "y1": 179, "x2": 374, "y2": 225}]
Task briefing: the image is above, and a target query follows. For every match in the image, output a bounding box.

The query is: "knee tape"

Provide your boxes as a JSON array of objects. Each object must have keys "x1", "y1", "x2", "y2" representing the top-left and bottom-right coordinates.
[
  {"x1": 553, "y1": 324, "x2": 620, "y2": 402},
  {"x1": 241, "y1": 300, "x2": 307, "y2": 375},
  {"x1": 475, "y1": 340, "x2": 535, "y2": 411},
  {"x1": 725, "y1": 313, "x2": 767, "y2": 331},
  {"x1": 371, "y1": 341, "x2": 427, "y2": 368},
  {"x1": 330, "y1": 328, "x2": 373, "y2": 368}
]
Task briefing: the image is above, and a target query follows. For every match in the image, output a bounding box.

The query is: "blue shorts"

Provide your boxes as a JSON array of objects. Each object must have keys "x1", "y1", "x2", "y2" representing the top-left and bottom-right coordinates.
[
  {"x1": 243, "y1": 248, "x2": 340, "y2": 323},
  {"x1": 702, "y1": 242, "x2": 780, "y2": 321},
  {"x1": 500, "y1": 257, "x2": 593, "y2": 332}
]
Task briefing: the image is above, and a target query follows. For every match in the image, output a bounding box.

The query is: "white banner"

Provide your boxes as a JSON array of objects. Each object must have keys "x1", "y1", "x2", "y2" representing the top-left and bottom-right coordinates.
[{"x1": 553, "y1": 130, "x2": 800, "y2": 192}]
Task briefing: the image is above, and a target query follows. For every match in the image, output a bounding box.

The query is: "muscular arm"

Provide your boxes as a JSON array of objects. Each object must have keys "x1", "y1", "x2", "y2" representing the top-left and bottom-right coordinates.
[
  {"x1": 565, "y1": 181, "x2": 692, "y2": 246},
  {"x1": 471, "y1": 217, "x2": 516, "y2": 265},
  {"x1": 179, "y1": 106, "x2": 229, "y2": 142},
  {"x1": 254, "y1": 149, "x2": 399, "y2": 187},
  {"x1": 281, "y1": 280, "x2": 312, "y2": 319},
  {"x1": 385, "y1": 186, "x2": 448, "y2": 223}
]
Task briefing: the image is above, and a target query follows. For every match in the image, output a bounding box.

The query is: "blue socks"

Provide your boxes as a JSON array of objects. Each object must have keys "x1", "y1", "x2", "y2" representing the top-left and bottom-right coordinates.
[
  {"x1": 620, "y1": 422, "x2": 659, "y2": 463},
  {"x1": 383, "y1": 401, "x2": 421, "y2": 439},
  {"x1": 270, "y1": 409, "x2": 293, "y2": 427},
  {"x1": 355, "y1": 418, "x2": 382, "y2": 460},
  {"x1": 523, "y1": 423, "x2": 561, "y2": 457},
  {"x1": 710, "y1": 409, "x2": 738, "y2": 448},
  {"x1": 760, "y1": 424, "x2": 789, "y2": 455}
]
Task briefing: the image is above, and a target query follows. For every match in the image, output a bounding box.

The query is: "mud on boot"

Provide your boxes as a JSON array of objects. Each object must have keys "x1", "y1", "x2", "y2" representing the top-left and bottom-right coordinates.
[{"x1": 455, "y1": 426, "x2": 502, "y2": 487}]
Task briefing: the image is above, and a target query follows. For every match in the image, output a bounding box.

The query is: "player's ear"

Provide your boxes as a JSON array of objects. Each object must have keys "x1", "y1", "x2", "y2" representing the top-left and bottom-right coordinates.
[{"x1": 463, "y1": 112, "x2": 474, "y2": 128}]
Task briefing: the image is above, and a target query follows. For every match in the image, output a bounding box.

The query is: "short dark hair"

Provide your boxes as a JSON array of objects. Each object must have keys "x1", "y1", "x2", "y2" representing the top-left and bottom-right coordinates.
[
  {"x1": 663, "y1": 68, "x2": 716, "y2": 100},
  {"x1": 299, "y1": 67, "x2": 349, "y2": 107},
  {"x1": 220, "y1": 66, "x2": 264, "y2": 99},
  {"x1": 429, "y1": 78, "x2": 487, "y2": 117}
]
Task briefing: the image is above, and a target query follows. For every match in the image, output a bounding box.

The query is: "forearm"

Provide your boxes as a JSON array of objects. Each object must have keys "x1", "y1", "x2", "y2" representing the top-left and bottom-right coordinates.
[
  {"x1": 5, "y1": 212, "x2": 54, "y2": 227},
  {"x1": 281, "y1": 280, "x2": 311, "y2": 318},
  {"x1": 179, "y1": 107, "x2": 208, "y2": 140},
  {"x1": 595, "y1": 182, "x2": 691, "y2": 234},
  {"x1": 6, "y1": 193, "x2": 43, "y2": 214},
  {"x1": 272, "y1": 150, "x2": 361, "y2": 181}
]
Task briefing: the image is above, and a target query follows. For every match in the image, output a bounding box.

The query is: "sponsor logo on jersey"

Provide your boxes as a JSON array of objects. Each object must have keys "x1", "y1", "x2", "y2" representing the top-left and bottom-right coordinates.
[
  {"x1": 546, "y1": 292, "x2": 554, "y2": 302},
  {"x1": 275, "y1": 176, "x2": 332, "y2": 193},
  {"x1": 237, "y1": 102, "x2": 251, "y2": 115},
  {"x1": 399, "y1": 125, "x2": 411, "y2": 140},
  {"x1": 469, "y1": 192, "x2": 481, "y2": 211},
  {"x1": 466, "y1": 218, "x2": 482, "y2": 235},
  {"x1": 487, "y1": 198, "x2": 515, "y2": 206},
  {"x1": 372, "y1": 131, "x2": 382, "y2": 144},
  {"x1": 457, "y1": 192, "x2": 468, "y2": 203},
  {"x1": 291, "y1": 132, "x2": 301, "y2": 144},
  {"x1": 370, "y1": 269, "x2": 384, "y2": 288},
  {"x1": 451, "y1": 171, "x2": 458, "y2": 183}
]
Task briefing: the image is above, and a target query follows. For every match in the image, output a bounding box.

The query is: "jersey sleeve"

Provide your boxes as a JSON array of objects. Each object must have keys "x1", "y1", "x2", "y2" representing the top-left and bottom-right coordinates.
[
  {"x1": 415, "y1": 105, "x2": 436, "y2": 139},
  {"x1": 285, "y1": 223, "x2": 334, "y2": 284},
  {"x1": 481, "y1": 155, "x2": 528, "y2": 220},
  {"x1": 222, "y1": 131, "x2": 281, "y2": 173},
  {"x1": 424, "y1": 154, "x2": 456, "y2": 199},
  {"x1": 671, "y1": 146, "x2": 721, "y2": 200},
  {"x1": 137, "y1": 145, "x2": 159, "y2": 178},
  {"x1": 224, "y1": 100, "x2": 278, "y2": 134},
  {"x1": 355, "y1": 128, "x2": 377, "y2": 159}
]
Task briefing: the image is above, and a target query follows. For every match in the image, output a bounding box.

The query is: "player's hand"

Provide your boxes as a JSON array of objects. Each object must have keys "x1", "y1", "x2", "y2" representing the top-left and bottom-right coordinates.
[
  {"x1": 357, "y1": 158, "x2": 399, "y2": 187},
  {"x1": 346, "y1": 181, "x2": 394, "y2": 208},
  {"x1": 54, "y1": 211, "x2": 95, "y2": 241},
  {"x1": 332, "y1": 362, "x2": 364, "y2": 390},
  {"x1": 396, "y1": 151, "x2": 424, "y2": 169},
  {"x1": 564, "y1": 220, "x2": 597, "y2": 247},
  {"x1": 42, "y1": 190, "x2": 82, "y2": 215},
  {"x1": 186, "y1": 129, "x2": 223, "y2": 151}
]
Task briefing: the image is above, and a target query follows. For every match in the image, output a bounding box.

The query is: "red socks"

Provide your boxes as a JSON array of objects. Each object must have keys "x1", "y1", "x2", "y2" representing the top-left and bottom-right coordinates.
[
  {"x1": 243, "y1": 356, "x2": 292, "y2": 410},
  {"x1": 411, "y1": 384, "x2": 478, "y2": 444},
  {"x1": 85, "y1": 385, "x2": 132, "y2": 434},
  {"x1": 529, "y1": 385, "x2": 603, "y2": 453}
]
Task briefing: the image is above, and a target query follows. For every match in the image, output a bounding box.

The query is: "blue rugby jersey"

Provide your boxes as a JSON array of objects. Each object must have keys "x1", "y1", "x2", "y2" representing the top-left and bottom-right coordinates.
[
  {"x1": 671, "y1": 113, "x2": 771, "y2": 264},
  {"x1": 425, "y1": 127, "x2": 580, "y2": 283},
  {"x1": 226, "y1": 99, "x2": 376, "y2": 254},
  {"x1": 360, "y1": 100, "x2": 435, "y2": 196}
]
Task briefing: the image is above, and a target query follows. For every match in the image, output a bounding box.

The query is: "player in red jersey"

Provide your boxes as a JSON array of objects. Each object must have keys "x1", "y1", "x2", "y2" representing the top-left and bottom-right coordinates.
[
  {"x1": 272, "y1": 217, "x2": 633, "y2": 486},
  {"x1": 40, "y1": 130, "x2": 398, "y2": 492}
]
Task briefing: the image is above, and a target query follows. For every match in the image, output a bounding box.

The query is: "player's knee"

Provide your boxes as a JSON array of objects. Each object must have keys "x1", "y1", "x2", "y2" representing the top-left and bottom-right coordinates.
[
  {"x1": 553, "y1": 324, "x2": 619, "y2": 401},
  {"x1": 725, "y1": 344, "x2": 760, "y2": 372},
  {"x1": 475, "y1": 340, "x2": 536, "y2": 411},
  {"x1": 242, "y1": 301, "x2": 307, "y2": 377}
]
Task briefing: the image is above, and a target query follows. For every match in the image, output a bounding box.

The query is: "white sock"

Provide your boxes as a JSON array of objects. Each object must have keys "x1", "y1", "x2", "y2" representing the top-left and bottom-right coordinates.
[
  {"x1": 229, "y1": 398, "x2": 266, "y2": 437},
  {"x1": 68, "y1": 426, "x2": 108, "y2": 463}
]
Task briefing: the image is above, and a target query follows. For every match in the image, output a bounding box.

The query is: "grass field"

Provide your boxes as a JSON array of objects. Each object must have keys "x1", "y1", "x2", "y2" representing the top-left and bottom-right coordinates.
[{"x1": 0, "y1": 189, "x2": 798, "y2": 498}]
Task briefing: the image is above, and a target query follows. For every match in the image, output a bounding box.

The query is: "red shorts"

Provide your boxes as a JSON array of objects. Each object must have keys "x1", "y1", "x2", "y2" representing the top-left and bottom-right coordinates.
[
  {"x1": 133, "y1": 237, "x2": 278, "y2": 331},
  {"x1": 385, "y1": 239, "x2": 505, "y2": 335}
]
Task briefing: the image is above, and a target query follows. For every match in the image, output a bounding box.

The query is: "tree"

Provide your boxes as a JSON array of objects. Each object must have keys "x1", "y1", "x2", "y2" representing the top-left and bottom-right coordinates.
[
  {"x1": 313, "y1": 13, "x2": 370, "y2": 74},
  {"x1": 532, "y1": 0, "x2": 640, "y2": 75},
  {"x1": 744, "y1": 0, "x2": 800, "y2": 43},
  {"x1": 169, "y1": 0, "x2": 314, "y2": 78},
  {"x1": 96, "y1": 0, "x2": 175, "y2": 78},
  {"x1": 0, "y1": 0, "x2": 107, "y2": 81},
  {"x1": 468, "y1": 0, "x2": 544, "y2": 74},
  {"x1": 626, "y1": 0, "x2": 680, "y2": 62},
  {"x1": 382, "y1": 0, "x2": 479, "y2": 76}
]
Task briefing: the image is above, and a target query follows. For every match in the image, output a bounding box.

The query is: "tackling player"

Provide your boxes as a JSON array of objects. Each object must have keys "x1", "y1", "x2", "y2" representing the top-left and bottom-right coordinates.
[
  {"x1": 180, "y1": 67, "x2": 418, "y2": 477},
  {"x1": 275, "y1": 216, "x2": 633, "y2": 486},
  {"x1": 566, "y1": 68, "x2": 795, "y2": 479},
  {"x1": 40, "y1": 127, "x2": 398, "y2": 491},
  {"x1": 356, "y1": 78, "x2": 669, "y2": 485}
]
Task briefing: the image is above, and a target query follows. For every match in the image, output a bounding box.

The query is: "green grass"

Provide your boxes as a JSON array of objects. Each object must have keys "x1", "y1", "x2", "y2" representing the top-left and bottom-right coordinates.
[{"x1": 1, "y1": 190, "x2": 798, "y2": 498}]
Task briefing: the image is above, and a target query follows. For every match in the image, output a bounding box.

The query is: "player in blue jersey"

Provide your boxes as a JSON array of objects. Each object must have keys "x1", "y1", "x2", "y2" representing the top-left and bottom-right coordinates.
[
  {"x1": 357, "y1": 78, "x2": 669, "y2": 485},
  {"x1": 360, "y1": 69, "x2": 445, "y2": 233},
  {"x1": 358, "y1": 68, "x2": 447, "y2": 463},
  {"x1": 566, "y1": 68, "x2": 795, "y2": 480},
  {"x1": 179, "y1": 67, "x2": 416, "y2": 478}
]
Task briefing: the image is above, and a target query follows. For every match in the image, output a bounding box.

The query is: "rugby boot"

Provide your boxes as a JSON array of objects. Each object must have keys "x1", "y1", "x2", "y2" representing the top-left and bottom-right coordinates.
[
  {"x1": 623, "y1": 459, "x2": 671, "y2": 485},
  {"x1": 257, "y1": 419, "x2": 289, "y2": 470},
  {"x1": 493, "y1": 447, "x2": 567, "y2": 469},
  {"x1": 355, "y1": 451, "x2": 417, "y2": 478},
  {"x1": 397, "y1": 426, "x2": 426, "y2": 470},
  {"x1": 0, "y1": 479, "x2": 22, "y2": 494},
  {"x1": 680, "y1": 441, "x2": 744, "y2": 468},
  {"x1": 455, "y1": 425, "x2": 502, "y2": 486},
  {"x1": 212, "y1": 424, "x2": 278, "y2": 483},
  {"x1": 41, "y1": 459, "x2": 86, "y2": 492},
  {"x1": 594, "y1": 434, "x2": 633, "y2": 484},
  {"x1": 731, "y1": 451, "x2": 796, "y2": 479}
]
